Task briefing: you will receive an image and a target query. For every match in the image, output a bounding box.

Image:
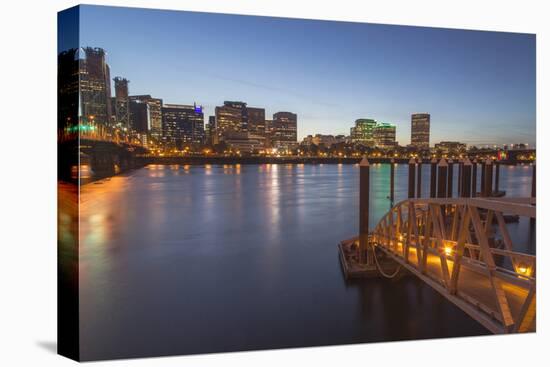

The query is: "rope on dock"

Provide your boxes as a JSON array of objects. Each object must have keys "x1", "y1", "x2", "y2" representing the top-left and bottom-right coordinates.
[{"x1": 371, "y1": 243, "x2": 402, "y2": 279}]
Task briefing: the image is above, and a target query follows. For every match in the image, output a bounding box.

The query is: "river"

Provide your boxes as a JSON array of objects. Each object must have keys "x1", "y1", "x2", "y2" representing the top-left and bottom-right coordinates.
[{"x1": 78, "y1": 163, "x2": 535, "y2": 360}]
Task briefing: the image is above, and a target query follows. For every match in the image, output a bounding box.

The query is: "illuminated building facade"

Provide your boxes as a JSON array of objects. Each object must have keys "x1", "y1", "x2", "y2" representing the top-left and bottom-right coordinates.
[
  {"x1": 113, "y1": 77, "x2": 130, "y2": 128},
  {"x1": 205, "y1": 115, "x2": 217, "y2": 145},
  {"x1": 373, "y1": 123, "x2": 397, "y2": 148},
  {"x1": 302, "y1": 134, "x2": 346, "y2": 147},
  {"x1": 79, "y1": 47, "x2": 111, "y2": 126},
  {"x1": 129, "y1": 95, "x2": 163, "y2": 141},
  {"x1": 161, "y1": 103, "x2": 205, "y2": 148},
  {"x1": 411, "y1": 113, "x2": 430, "y2": 149},
  {"x1": 350, "y1": 118, "x2": 377, "y2": 146},
  {"x1": 215, "y1": 101, "x2": 246, "y2": 140},
  {"x1": 272, "y1": 112, "x2": 297, "y2": 150},
  {"x1": 264, "y1": 119, "x2": 274, "y2": 147},
  {"x1": 247, "y1": 107, "x2": 266, "y2": 137},
  {"x1": 224, "y1": 101, "x2": 248, "y2": 131},
  {"x1": 129, "y1": 100, "x2": 150, "y2": 134},
  {"x1": 223, "y1": 132, "x2": 266, "y2": 153},
  {"x1": 434, "y1": 141, "x2": 466, "y2": 155}
]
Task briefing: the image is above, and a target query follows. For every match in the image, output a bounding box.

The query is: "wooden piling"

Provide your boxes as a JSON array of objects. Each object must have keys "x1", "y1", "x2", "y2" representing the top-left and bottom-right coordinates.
[
  {"x1": 531, "y1": 161, "x2": 536, "y2": 198},
  {"x1": 472, "y1": 159, "x2": 478, "y2": 198},
  {"x1": 430, "y1": 157, "x2": 437, "y2": 198},
  {"x1": 416, "y1": 158, "x2": 422, "y2": 198},
  {"x1": 447, "y1": 159, "x2": 454, "y2": 198},
  {"x1": 495, "y1": 161, "x2": 501, "y2": 193},
  {"x1": 408, "y1": 157, "x2": 416, "y2": 198},
  {"x1": 488, "y1": 158, "x2": 494, "y2": 196},
  {"x1": 484, "y1": 159, "x2": 496, "y2": 244},
  {"x1": 481, "y1": 159, "x2": 487, "y2": 197},
  {"x1": 390, "y1": 158, "x2": 395, "y2": 205},
  {"x1": 437, "y1": 158, "x2": 448, "y2": 198},
  {"x1": 484, "y1": 158, "x2": 493, "y2": 197},
  {"x1": 461, "y1": 158, "x2": 472, "y2": 197},
  {"x1": 531, "y1": 161, "x2": 536, "y2": 225},
  {"x1": 359, "y1": 157, "x2": 372, "y2": 265},
  {"x1": 458, "y1": 159, "x2": 463, "y2": 197}
]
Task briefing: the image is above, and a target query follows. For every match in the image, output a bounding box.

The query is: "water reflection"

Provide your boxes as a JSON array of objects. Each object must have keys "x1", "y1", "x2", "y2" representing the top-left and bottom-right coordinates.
[{"x1": 78, "y1": 164, "x2": 533, "y2": 360}]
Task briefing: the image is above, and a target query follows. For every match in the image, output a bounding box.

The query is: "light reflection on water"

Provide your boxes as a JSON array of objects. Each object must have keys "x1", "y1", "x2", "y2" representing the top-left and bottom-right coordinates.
[{"x1": 78, "y1": 164, "x2": 534, "y2": 360}]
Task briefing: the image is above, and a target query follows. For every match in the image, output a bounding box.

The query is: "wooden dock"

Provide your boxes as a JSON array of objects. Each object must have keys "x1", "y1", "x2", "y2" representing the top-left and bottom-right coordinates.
[
  {"x1": 369, "y1": 197, "x2": 536, "y2": 334},
  {"x1": 339, "y1": 157, "x2": 536, "y2": 334},
  {"x1": 339, "y1": 238, "x2": 406, "y2": 279}
]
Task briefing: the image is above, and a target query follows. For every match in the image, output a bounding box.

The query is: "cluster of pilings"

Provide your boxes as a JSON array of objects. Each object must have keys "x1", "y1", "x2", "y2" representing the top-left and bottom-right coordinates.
[
  {"x1": 404, "y1": 157, "x2": 510, "y2": 200},
  {"x1": 357, "y1": 157, "x2": 536, "y2": 268}
]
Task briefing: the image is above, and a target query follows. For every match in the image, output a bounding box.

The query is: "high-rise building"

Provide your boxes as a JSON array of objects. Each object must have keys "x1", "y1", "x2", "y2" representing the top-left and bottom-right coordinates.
[
  {"x1": 205, "y1": 115, "x2": 217, "y2": 145},
  {"x1": 129, "y1": 100, "x2": 150, "y2": 134},
  {"x1": 104, "y1": 64, "x2": 112, "y2": 123},
  {"x1": 265, "y1": 119, "x2": 274, "y2": 147},
  {"x1": 373, "y1": 123, "x2": 397, "y2": 148},
  {"x1": 350, "y1": 118, "x2": 377, "y2": 146},
  {"x1": 79, "y1": 47, "x2": 111, "y2": 126},
  {"x1": 215, "y1": 101, "x2": 248, "y2": 140},
  {"x1": 129, "y1": 95, "x2": 163, "y2": 140},
  {"x1": 192, "y1": 105, "x2": 206, "y2": 145},
  {"x1": 247, "y1": 107, "x2": 266, "y2": 137},
  {"x1": 411, "y1": 113, "x2": 430, "y2": 149},
  {"x1": 272, "y1": 112, "x2": 297, "y2": 150},
  {"x1": 113, "y1": 77, "x2": 130, "y2": 128},
  {"x1": 58, "y1": 48, "x2": 79, "y2": 133},
  {"x1": 161, "y1": 103, "x2": 205, "y2": 148},
  {"x1": 224, "y1": 101, "x2": 248, "y2": 131}
]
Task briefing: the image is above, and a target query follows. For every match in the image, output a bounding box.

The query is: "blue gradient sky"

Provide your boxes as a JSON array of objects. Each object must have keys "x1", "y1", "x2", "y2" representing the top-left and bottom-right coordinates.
[{"x1": 73, "y1": 5, "x2": 535, "y2": 146}]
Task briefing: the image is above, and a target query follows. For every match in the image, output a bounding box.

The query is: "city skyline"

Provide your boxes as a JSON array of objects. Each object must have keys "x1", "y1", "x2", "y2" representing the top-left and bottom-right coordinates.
[
  {"x1": 60, "y1": 5, "x2": 536, "y2": 146},
  {"x1": 66, "y1": 43, "x2": 534, "y2": 151}
]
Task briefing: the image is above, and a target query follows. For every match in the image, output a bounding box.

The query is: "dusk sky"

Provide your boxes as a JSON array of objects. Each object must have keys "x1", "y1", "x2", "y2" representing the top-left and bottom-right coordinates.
[{"x1": 74, "y1": 5, "x2": 535, "y2": 146}]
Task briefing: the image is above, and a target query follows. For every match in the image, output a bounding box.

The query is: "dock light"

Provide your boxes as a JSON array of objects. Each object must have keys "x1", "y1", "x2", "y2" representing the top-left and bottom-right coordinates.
[
  {"x1": 516, "y1": 263, "x2": 531, "y2": 277},
  {"x1": 398, "y1": 234, "x2": 404, "y2": 242},
  {"x1": 444, "y1": 245, "x2": 453, "y2": 256}
]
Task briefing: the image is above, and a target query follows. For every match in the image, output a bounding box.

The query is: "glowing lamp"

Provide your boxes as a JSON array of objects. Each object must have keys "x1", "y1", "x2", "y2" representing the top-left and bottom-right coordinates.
[{"x1": 516, "y1": 263, "x2": 532, "y2": 277}]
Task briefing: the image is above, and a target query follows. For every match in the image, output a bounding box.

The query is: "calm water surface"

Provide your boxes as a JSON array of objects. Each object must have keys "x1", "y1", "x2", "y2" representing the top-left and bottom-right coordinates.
[{"x1": 79, "y1": 163, "x2": 534, "y2": 360}]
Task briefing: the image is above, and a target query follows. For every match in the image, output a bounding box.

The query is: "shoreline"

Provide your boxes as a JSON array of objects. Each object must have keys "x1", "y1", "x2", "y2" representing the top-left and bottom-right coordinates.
[
  {"x1": 142, "y1": 156, "x2": 533, "y2": 166},
  {"x1": 78, "y1": 157, "x2": 534, "y2": 185}
]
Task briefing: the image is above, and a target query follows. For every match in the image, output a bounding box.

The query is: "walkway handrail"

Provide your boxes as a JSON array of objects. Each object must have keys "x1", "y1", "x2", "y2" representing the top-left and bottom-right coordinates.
[{"x1": 369, "y1": 197, "x2": 536, "y2": 334}]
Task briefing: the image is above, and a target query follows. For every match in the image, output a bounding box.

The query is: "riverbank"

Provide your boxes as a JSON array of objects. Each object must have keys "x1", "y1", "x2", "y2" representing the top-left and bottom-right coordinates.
[{"x1": 141, "y1": 155, "x2": 533, "y2": 166}]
